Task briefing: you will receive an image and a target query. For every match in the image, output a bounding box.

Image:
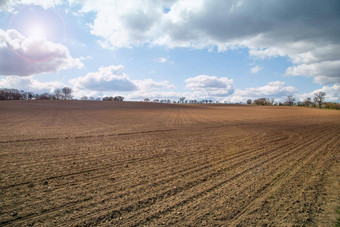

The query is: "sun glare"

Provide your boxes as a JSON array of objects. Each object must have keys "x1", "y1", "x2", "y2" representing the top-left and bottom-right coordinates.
[
  {"x1": 8, "y1": 6, "x2": 66, "y2": 42},
  {"x1": 28, "y1": 24, "x2": 46, "y2": 38}
]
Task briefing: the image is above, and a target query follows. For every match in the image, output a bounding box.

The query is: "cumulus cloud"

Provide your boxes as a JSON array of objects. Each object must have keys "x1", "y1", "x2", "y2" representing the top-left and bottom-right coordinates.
[
  {"x1": 0, "y1": 76, "x2": 66, "y2": 93},
  {"x1": 135, "y1": 78, "x2": 174, "y2": 91},
  {"x1": 70, "y1": 65, "x2": 175, "y2": 100},
  {"x1": 230, "y1": 81, "x2": 297, "y2": 103},
  {"x1": 285, "y1": 60, "x2": 340, "y2": 85},
  {"x1": 71, "y1": 0, "x2": 340, "y2": 85},
  {"x1": 68, "y1": 0, "x2": 165, "y2": 49},
  {"x1": 125, "y1": 78, "x2": 176, "y2": 101},
  {"x1": 185, "y1": 75, "x2": 234, "y2": 100},
  {"x1": 0, "y1": 29, "x2": 83, "y2": 76},
  {"x1": 250, "y1": 65, "x2": 263, "y2": 74},
  {"x1": 298, "y1": 84, "x2": 340, "y2": 102},
  {"x1": 71, "y1": 65, "x2": 137, "y2": 92}
]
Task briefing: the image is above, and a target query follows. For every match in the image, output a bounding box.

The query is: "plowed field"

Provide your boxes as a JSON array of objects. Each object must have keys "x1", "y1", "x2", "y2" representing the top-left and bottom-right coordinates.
[{"x1": 0, "y1": 101, "x2": 339, "y2": 226}]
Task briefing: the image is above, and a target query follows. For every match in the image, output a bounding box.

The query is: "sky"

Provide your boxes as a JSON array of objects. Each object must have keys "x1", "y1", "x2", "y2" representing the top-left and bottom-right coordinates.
[{"x1": 0, "y1": 0, "x2": 339, "y2": 103}]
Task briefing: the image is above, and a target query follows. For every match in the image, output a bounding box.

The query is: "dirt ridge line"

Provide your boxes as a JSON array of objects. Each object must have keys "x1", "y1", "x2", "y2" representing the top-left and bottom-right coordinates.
[
  {"x1": 124, "y1": 128, "x2": 334, "y2": 226},
  {"x1": 228, "y1": 131, "x2": 339, "y2": 225},
  {"x1": 75, "y1": 127, "x2": 331, "y2": 226}
]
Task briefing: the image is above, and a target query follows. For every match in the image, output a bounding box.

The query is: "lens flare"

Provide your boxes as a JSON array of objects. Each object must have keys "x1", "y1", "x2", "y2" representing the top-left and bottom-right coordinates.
[
  {"x1": 7, "y1": 5, "x2": 67, "y2": 63},
  {"x1": 28, "y1": 23, "x2": 46, "y2": 38}
]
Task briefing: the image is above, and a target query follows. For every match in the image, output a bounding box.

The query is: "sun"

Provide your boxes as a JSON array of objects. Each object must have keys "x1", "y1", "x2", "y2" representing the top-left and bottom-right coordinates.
[
  {"x1": 8, "y1": 6, "x2": 67, "y2": 42},
  {"x1": 28, "y1": 23, "x2": 46, "y2": 38}
]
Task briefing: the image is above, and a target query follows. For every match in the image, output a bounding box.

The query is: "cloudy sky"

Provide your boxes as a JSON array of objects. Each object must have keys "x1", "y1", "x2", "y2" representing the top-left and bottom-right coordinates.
[{"x1": 0, "y1": 0, "x2": 339, "y2": 102}]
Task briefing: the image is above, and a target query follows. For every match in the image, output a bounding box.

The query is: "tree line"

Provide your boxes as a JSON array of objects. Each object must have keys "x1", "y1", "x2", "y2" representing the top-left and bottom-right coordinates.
[
  {"x1": 0, "y1": 87, "x2": 73, "y2": 100},
  {"x1": 249, "y1": 92, "x2": 339, "y2": 109},
  {"x1": 0, "y1": 88, "x2": 124, "y2": 102},
  {"x1": 1, "y1": 88, "x2": 339, "y2": 109}
]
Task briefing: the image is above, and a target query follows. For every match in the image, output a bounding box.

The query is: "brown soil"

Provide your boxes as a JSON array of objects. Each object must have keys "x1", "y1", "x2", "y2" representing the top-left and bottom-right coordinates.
[{"x1": 0, "y1": 100, "x2": 339, "y2": 226}]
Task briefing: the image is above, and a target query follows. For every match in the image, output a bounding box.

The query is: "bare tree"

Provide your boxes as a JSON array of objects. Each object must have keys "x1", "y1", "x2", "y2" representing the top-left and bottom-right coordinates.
[
  {"x1": 54, "y1": 89, "x2": 62, "y2": 100},
  {"x1": 314, "y1": 92, "x2": 326, "y2": 108},
  {"x1": 284, "y1": 95, "x2": 296, "y2": 106},
  {"x1": 303, "y1": 97, "x2": 312, "y2": 106},
  {"x1": 37, "y1": 93, "x2": 52, "y2": 100},
  {"x1": 179, "y1": 97, "x2": 186, "y2": 103},
  {"x1": 61, "y1": 87, "x2": 72, "y2": 100},
  {"x1": 246, "y1": 99, "x2": 252, "y2": 105},
  {"x1": 27, "y1": 92, "x2": 34, "y2": 100},
  {"x1": 0, "y1": 89, "x2": 24, "y2": 100}
]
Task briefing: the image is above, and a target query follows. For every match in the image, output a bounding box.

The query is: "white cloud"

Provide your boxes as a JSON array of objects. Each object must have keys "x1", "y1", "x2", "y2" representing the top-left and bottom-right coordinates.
[
  {"x1": 0, "y1": 0, "x2": 62, "y2": 11},
  {"x1": 134, "y1": 78, "x2": 174, "y2": 91},
  {"x1": 298, "y1": 84, "x2": 340, "y2": 102},
  {"x1": 20, "y1": 0, "x2": 62, "y2": 9},
  {"x1": 127, "y1": 91, "x2": 179, "y2": 101},
  {"x1": 71, "y1": 65, "x2": 137, "y2": 92},
  {"x1": 250, "y1": 65, "x2": 263, "y2": 74},
  {"x1": 0, "y1": 29, "x2": 83, "y2": 76},
  {"x1": 70, "y1": 0, "x2": 340, "y2": 85},
  {"x1": 70, "y1": 65, "x2": 176, "y2": 100},
  {"x1": 69, "y1": 0, "x2": 165, "y2": 49},
  {"x1": 285, "y1": 60, "x2": 340, "y2": 85},
  {"x1": 0, "y1": 76, "x2": 66, "y2": 93},
  {"x1": 185, "y1": 75, "x2": 234, "y2": 100},
  {"x1": 155, "y1": 57, "x2": 168, "y2": 63},
  {"x1": 230, "y1": 81, "x2": 297, "y2": 103}
]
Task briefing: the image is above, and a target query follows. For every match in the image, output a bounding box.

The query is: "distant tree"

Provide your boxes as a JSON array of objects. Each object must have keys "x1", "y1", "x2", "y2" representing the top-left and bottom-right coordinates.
[
  {"x1": 254, "y1": 98, "x2": 270, "y2": 106},
  {"x1": 297, "y1": 101, "x2": 304, "y2": 106},
  {"x1": 313, "y1": 92, "x2": 326, "y2": 108},
  {"x1": 27, "y1": 92, "x2": 34, "y2": 100},
  {"x1": 323, "y1": 102, "x2": 340, "y2": 110},
  {"x1": 54, "y1": 89, "x2": 62, "y2": 100},
  {"x1": 179, "y1": 97, "x2": 186, "y2": 103},
  {"x1": 303, "y1": 97, "x2": 312, "y2": 107},
  {"x1": 81, "y1": 96, "x2": 88, "y2": 100},
  {"x1": 37, "y1": 93, "x2": 52, "y2": 100},
  {"x1": 153, "y1": 99, "x2": 159, "y2": 103},
  {"x1": 19, "y1": 90, "x2": 27, "y2": 100},
  {"x1": 0, "y1": 89, "x2": 24, "y2": 100},
  {"x1": 284, "y1": 95, "x2": 296, "y2": 106},
  {"x1": 113, "y1": 96, "x2": 124, "y2": 101},
  {"x1": 144, "y1": 98, "x2": 150, "y2": 102},
  {"x1": 246, "y1": 99, "x2": 252, "y2": 105},
  {"x1": 103, "y1": 96, "x2": 113, "y2": 101},
  {"x1": 62, "y1": 87, "x2": 72, "y2": 100}
]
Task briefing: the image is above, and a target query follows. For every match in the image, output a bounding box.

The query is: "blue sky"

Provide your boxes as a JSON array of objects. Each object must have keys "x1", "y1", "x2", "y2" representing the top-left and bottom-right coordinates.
[{"x1": 0, "y1": 0, "x2": 339, "y2": 102}]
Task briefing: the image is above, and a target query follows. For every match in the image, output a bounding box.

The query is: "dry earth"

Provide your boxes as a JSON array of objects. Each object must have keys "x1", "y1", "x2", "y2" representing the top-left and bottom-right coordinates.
[{"x1": 0, "y1": 100, "x2": 339, "y2": 226}]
